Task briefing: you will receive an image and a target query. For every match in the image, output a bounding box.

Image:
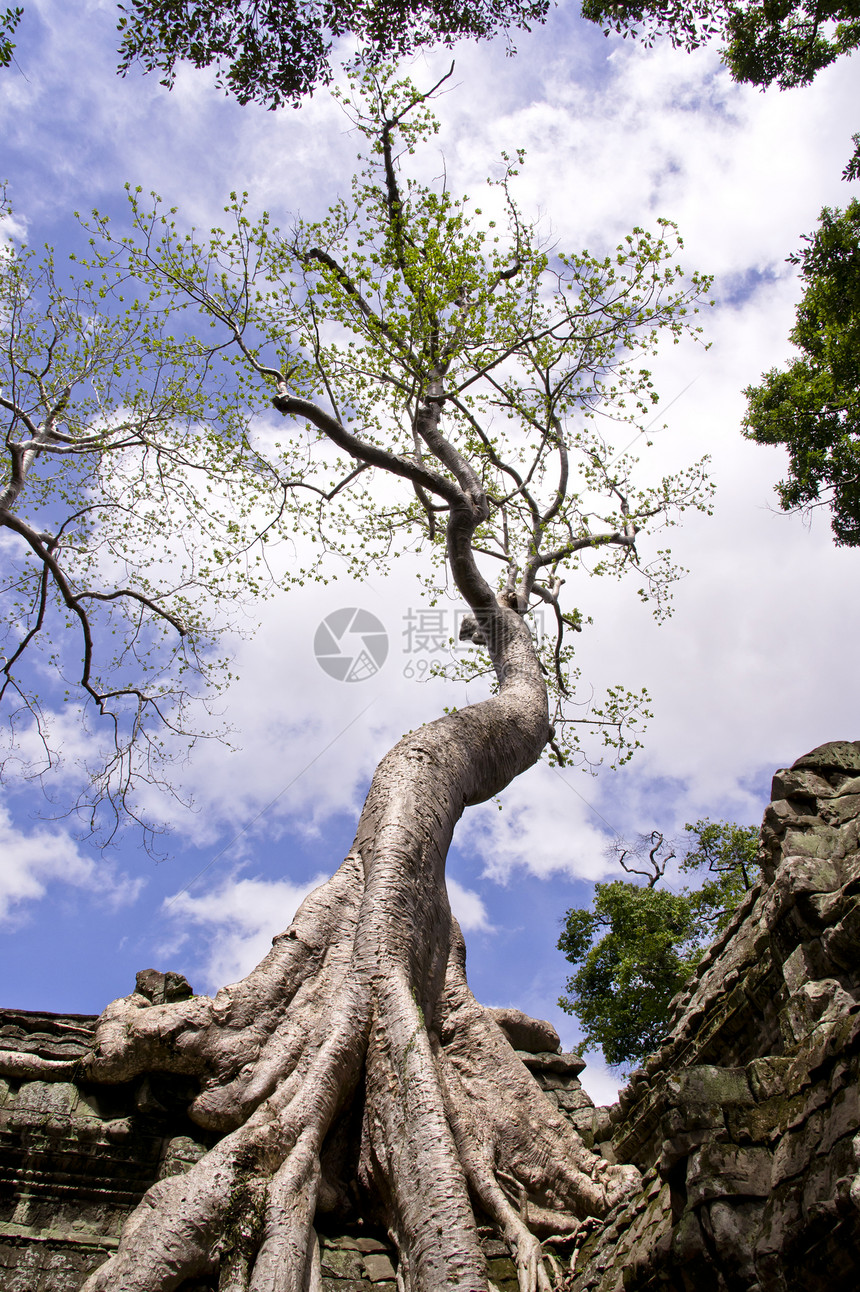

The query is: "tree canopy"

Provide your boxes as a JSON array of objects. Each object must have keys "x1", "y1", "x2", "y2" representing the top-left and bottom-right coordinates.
[
  {"x1": 743, "y1": 196, "x2": 860, "y2": 546},
  {"x1": 0, "y1": 193, "x2": 303, "y2": 840},
  {"x1": 3, "y1": 66, "x2": 712, "y2": 839},
  {"x1": 115, "y1": 0, "x2": 550, "y2": 107},
  {"x1": 581, "y1": 0, "x2": 860, "y2": 88},
  {"x1": 558, "y1": 819, "x2": 760, "y2": 1069}
]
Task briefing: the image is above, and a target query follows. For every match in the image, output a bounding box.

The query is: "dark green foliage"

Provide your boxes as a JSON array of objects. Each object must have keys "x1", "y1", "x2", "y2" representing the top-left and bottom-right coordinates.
[
  {"x1": 743, "y1": 198, "x2": 860, "y2": 546},
  {"x1": 558, "y1": 880, "x2": 703, "y2": 1068},
  {"x1": 116, "y1": 0, "x2": 550, "y2": 107},
  {"x1": 557, "y1": 820, "x2": 760, "y2": 1070},
  {"x1": 681, "y1": 817, "x2": 760, "y2": 927},
  {"x1": 581, "y1": 0, "x2": 860, "y2": 89},
  {"x1": 0, "y1": 6, "x2": 22, "y2": 67}
]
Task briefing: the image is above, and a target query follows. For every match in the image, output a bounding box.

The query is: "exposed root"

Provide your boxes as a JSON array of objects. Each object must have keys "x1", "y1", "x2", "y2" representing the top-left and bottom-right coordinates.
[
  {"x1": 81, "y1": 862, "x2": 637, "y2": 1292},
  {"x1": 80, "y1": 636, "x2": 641, "y2": 1292}
]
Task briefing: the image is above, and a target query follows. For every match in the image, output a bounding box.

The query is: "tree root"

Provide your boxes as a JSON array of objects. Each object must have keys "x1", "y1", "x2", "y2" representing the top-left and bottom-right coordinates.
[
  {"x1": 80, "y1": 662, "x2": 641, "y2": 1292},
  {"x1": 81, "y1": 860, "x2": 638, "y2": 1292}
]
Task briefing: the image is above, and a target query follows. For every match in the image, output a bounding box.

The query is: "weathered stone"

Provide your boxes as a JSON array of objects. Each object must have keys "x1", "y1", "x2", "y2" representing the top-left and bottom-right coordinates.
[
  {"x1": 793, "y1": 741, "x2": 860, "y2": 776},
  {"x1": 487, "y1": 1007, "x2": 560, "y2": 1054},
  {"x1": 486, "y1": 1255, "x2": 518, "y2": 1283},
  {"x1": 352, "y1": 1236, "x2": 388, "y2": 1254},
  {"x1": 745, "y1": 1055, "x2": 793, "y2": 1101},
  {"x1": 157, "y1": 1135, "x2": 208, "y2": 1179},
  {"x1": 775, "y1": 855, "x2": 841, "y2": 897},
  {"x1": 668, "y1": 1065, "x2": 754, "y2": 1108},
  {"x1": 516, "y1": 1050, "x2": 586, "y2": 1076},
  {"x1": 321, "y1": 1248, "x2": 365, "y2": 1280},
  {"x1": 780, "y1": 978, "x2": 856, "y2": 1044},
  {"x1": 134, "y1": 969, "x2": 194, "y2": 1005},
  {"x1": 686, "y1": 1144, "x2": 773, "y2": 1205},
  {"x1": 556, "y1": 1086, "x2": 594, "y2": 1113},
  {"x1": 363, "y1": 1261, "x2": 396, "y2": 1288},
  {"x1": 771, "y1": 768, "x2": 834, "y2": 804}
]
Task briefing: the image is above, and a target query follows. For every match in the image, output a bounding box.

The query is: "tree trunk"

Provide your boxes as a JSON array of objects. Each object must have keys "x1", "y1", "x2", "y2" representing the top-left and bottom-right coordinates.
[{"x1": 80, "y1": 609, "x2": 639, "y2": 1292}]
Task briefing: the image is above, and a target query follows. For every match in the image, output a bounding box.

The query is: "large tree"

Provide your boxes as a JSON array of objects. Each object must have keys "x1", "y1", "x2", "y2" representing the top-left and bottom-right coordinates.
[
  {"x1": 742, "y1": 196, "x2": 860, "y2": 545},
  {"x1": 10, "y1": 68, "x2": 715, "y2": 1292},
  {"x1": 581, "y1": 0, "x2": 860, "y2": 88}
]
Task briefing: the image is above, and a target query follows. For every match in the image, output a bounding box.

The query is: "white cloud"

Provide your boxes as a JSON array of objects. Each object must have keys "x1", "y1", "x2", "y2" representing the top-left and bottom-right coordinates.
[
  {"x1": 447, "y1": 876, "x2": 493, "y2": 932},
  {"x1": 0, "y1": 803, "x2": 143, "y2": 923},
  {"x1": 160, "y1": 872, "x2": 329, "y2": 990},
  {"x1": 577, "y1": 1053, "x2": 625, "y2": 1107},
  {"x1": 459, "y1": 764, "x2": 615, "y2": 886}
]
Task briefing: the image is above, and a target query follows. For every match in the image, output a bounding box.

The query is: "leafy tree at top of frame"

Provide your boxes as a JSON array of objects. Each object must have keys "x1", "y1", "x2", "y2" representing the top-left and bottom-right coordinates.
[
  {"x1": 581, "y1": 0, "x2": 860, "y2": 89},
  {"x1": 114, "y1": 0, "x2": 551, "y2": 108},
  {"x1": 742, "y1": 186, "x2": 860, "y2": 546}
]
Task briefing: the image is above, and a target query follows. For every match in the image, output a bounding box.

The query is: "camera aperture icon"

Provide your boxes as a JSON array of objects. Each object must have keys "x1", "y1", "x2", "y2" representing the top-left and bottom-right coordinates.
[{"x1": 314, "y1": 608, "x2": 389, "y2": 682}]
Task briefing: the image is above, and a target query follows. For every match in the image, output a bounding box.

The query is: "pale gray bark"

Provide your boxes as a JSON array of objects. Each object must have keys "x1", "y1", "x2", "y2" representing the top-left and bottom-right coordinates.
[{"x1": 78, "y1": 606, "x2": 639, "y2": 1292}]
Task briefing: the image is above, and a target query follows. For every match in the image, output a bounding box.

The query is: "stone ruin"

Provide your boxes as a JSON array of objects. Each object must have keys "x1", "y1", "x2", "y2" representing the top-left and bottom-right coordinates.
[{"x1": 3, "y1": 739, "x2": 860, "y2": 1290}]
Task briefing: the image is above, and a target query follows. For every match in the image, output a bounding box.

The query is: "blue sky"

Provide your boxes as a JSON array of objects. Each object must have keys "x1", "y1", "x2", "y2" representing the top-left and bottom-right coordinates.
[{"x1": 1, "y1": 0, "x2": 859, "y2": 1104}]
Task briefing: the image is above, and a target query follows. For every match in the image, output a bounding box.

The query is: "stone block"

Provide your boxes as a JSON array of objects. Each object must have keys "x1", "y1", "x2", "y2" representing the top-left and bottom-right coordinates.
[
  {"x1": 746, "y1": 1055, "x2": 793, "y2": 1102},
  {"x1": 669, "y1": 1065, "x2": 754, "y2": 1108},
  {"x1": 11, "y1": 1081, "x2": 77, "y2": 1121},
  {"x1": 670, "y1": 1207, "x2": 708, "y2": 1265},
  {"x1": 701, "y1": 1198, "x2": 763, "y2": 1280},
  {"x1": 516, "y1": 1051, "x2": 586, "y2": 1077},
  {"x1": 480, "y1": 1238, "x2": 508, "y2": 1259},
  {"x1": 556, "y1": 1087, "x2": 593, "y2": 1113},
  {"x1": 780, "y1": 979, "x2": 855, "y2": 1044},
  {"x1": 821, "y1": 899, "x2": 860, "y2": 967},
  {"x1": 823, "y1": 793, "x2": 860, "y2": 825},
  {"x1": 771, "y1": 768, "x2": 834, "y2": 803},
  {"x1": 780, "y1": 941, "x2": 829, "y2": 994},
  {"x1": 686, "y1": 1143, "x2": 773, "y2": 1205},
  {"x1": 361, "y1": 1252, "x2": 396, "y2": 1282},
  {"x1": 771, "y1": 1110, "x2": 824, "y2": 1187},
  {"x1": 782, "y1": 825, "x2": 844, "y2": 862},
  {"x1": 819, "y1": 1083, "x2": 860, "y2": 1154},
  {"x1": 487, "y1": 1007, "x2": 560, "y2": 1054},
  {"x1": 776, "y1": 855, "x2": 841, "y2": 898},
  {"x1": 792, "y1": 741, "x2": 860, "y2": 776},
  {"x1": 486, "y1": 1255, "x2": 517, "y2": 1282},
  {"x1": 321, "y1": 1247, "x2": 365, "y2": 1280},
  {"x1": 157, "y1": 1135, "x2": 209, "y2": 1179}
]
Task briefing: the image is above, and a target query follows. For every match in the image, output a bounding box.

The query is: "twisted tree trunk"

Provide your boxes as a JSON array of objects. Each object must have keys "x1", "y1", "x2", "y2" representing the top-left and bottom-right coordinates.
[{"x1": 80, "y1": 608, "x2": 639, "y2": 1292}]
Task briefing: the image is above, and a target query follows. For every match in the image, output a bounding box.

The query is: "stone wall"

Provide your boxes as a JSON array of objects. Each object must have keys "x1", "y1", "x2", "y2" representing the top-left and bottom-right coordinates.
[
  {"x1": 571, "y1": 740, "x2": 860, "y2": 1291},
  {"x1": 0, "y1": 1006, "x2": 218, "y2": 1291}
]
